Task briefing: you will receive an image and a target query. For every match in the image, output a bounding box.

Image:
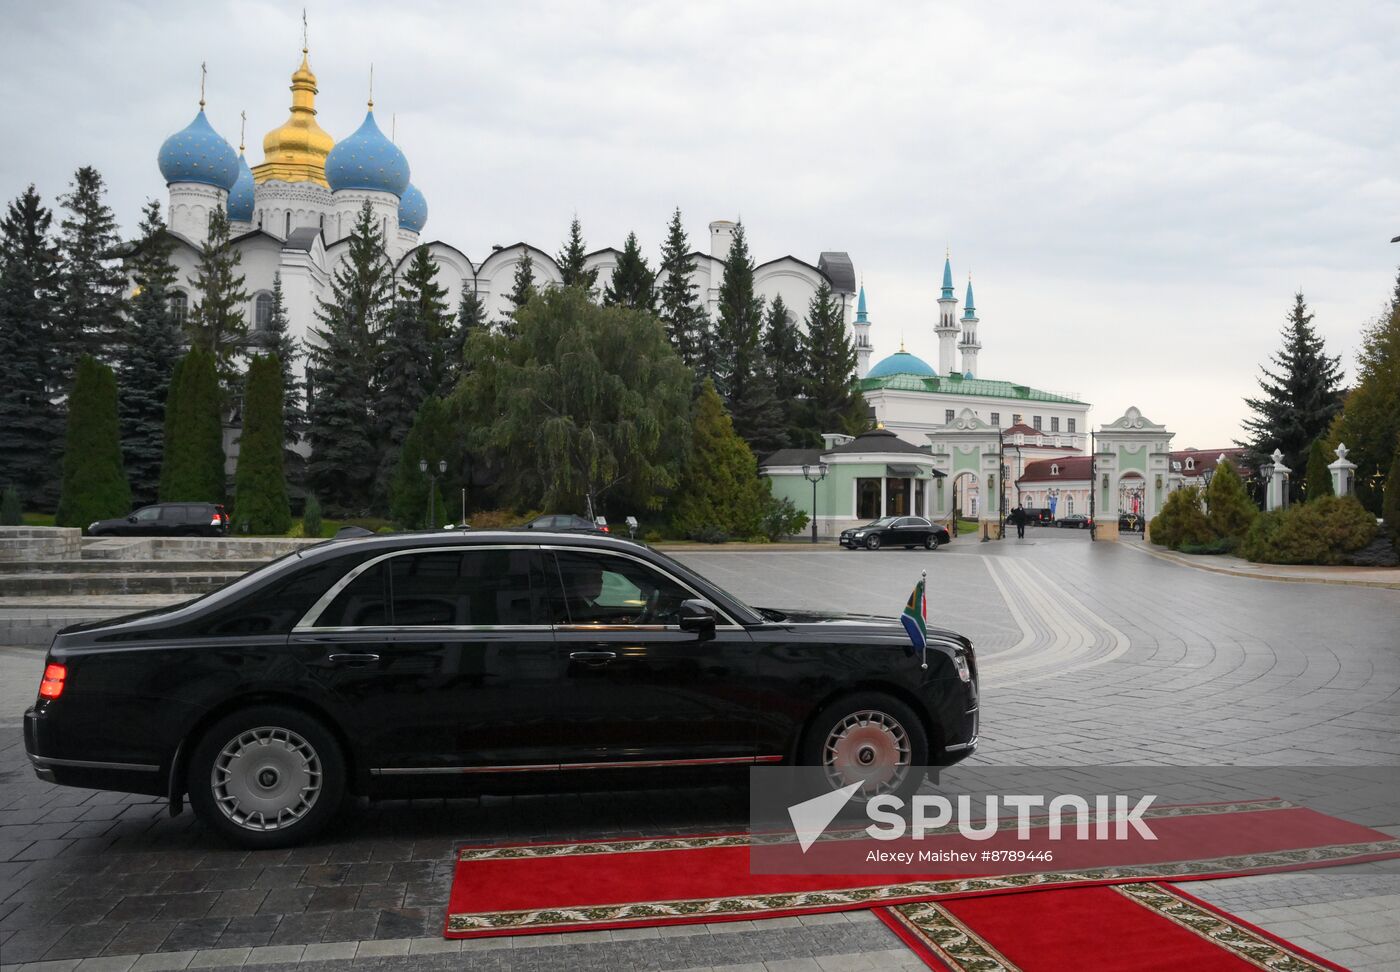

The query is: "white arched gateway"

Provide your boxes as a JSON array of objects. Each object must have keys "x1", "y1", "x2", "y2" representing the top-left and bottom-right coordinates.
[{"x1": 1092, "y1": 407, "x2": 1174, "y2": 541}]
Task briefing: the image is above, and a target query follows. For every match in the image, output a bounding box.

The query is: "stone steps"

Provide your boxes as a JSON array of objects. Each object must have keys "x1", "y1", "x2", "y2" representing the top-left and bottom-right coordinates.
[
  {"x1": 0, "y1": 572, "x2": 246, "y2": 596},
  {"x1": 0, "y1": 559, "x2": 268, "y2": 574}
]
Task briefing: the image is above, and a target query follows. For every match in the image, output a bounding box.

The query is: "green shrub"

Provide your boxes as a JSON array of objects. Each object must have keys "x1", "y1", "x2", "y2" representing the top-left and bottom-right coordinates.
[
  {"x1": 55, "y1": 357, "x2": 132, "y2": 529},
  {"x1": 642, "y1": 529, "x2": 663, "y2": 544},
  {"x1": 1151, "y1": 487, "x2": 1214, "y2": 550},
  {"x1": 0, "y1": 487, "x2": 21, "y2": 526},
  {"x1": 1305, "y1": 439, "x2": 1335, "y2": 501},
  {"x1": 302, "y1": 494, "x2": 322, "y2": 538},
  {"x1": 692, "y1": 525, "x2": 728, "y2": 544},
  {"x1": 231, "y1": 356, "x2": 291, "y2": 535},
  {"x1": 761, "y1": 495, "x2": 810, "y2": 541},
  {"x1": 1178, "y1": 537, "x2": 1232, "y2": 556},
  {"x1": 1205, "y1": 460, "x2": 1257, "y2": 539},
  {"x1": 1384, "y1": 444, "x2": 1400, "y2": 554},
  {"x1": 1240, "y1": 495, "x2": 1377, "y2": 564}
]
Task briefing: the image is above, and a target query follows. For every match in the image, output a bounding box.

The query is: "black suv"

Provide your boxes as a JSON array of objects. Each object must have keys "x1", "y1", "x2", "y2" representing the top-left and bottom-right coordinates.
[{"x1": 88, "y1": 503, "x2": 229, "y2": 537}]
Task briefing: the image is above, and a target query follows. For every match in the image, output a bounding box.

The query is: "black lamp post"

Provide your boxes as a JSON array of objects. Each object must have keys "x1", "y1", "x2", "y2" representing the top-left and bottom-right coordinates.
[
  {"x1": 419, "y1": 457, "x2": 447, "y2": 528},
  {"x1": 801, "y1": 462, "x2": 828, "y2": 544}
]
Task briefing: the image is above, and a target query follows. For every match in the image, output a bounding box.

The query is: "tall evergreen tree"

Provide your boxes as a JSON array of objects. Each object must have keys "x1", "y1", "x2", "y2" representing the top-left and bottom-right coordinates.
[
  {"x1": 802, "y1": 281, "x2": 862, "y2": 435},
  {"x1": 445, "y1": 284, "x2": 487, "y2": 389},
  {"x1": 232, "y1": 355, "x2": 290, "y2": 534},
  {"x1": 557, "y1": 215, "x2": 598, "y2": 290},
  {"x1": 1330, "y1": 267, "x2": 1400, "y2": 514},
  {"x1": 118, "y1": 200, "x2": 184, "y2": 505},
  {"x1": 251, "y1": 274, "x2": 305, "y2": 447},
  {"x1": 712, "y1": 222, "x2": 782, "y2": 452},
  {"x1": 376, "y1": 245, "x2": 446, "y2": 494},
  {"x1": 160, "y1": 349, "x2": 225, "y2": 502},
  {"x1": 55, "y1": 356, "x2": 130, "y2": 528},
  {"x1": 603, "y1": 231, "x2": 655, "y2": 311},
  {"x1": 656, "y1": 208, "x2": 705, "y2": 370},
  {"x1": 500, "y1": 249, "x2": 536, "y2": 336},
  {"x1": 388, "y1": 396, "x2": 460, "y2": 529},
  {"x1": 1239, "y1": 292, "x2": 1343, "y2": 502},
  {"x1": 1305, "y1": 438, "x2": 1335, "y2": 501},
  {"x1": 188, "y1": 205, "x2": 250, "y2": 392},
  {"x1": 307, "y1": 201, "x2": 390, "y2": 512},
  {"x1": 668, "y1": 379, "x2": 770, "y2": 539},
  {"x1": 0, "y1": 186, "x2": 63, "y2": 504},
  {"x1": 56, "y1": 166, "x2": 125, "y2": 369},
  {"x1": 762, "y1": 294, "x2": 808, "y2": 445}
]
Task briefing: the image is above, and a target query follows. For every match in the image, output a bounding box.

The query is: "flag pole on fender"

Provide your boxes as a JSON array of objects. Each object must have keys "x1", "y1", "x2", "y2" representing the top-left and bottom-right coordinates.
[{"x1": 901, "y1": 570, "x2": 929, "y2": 669}]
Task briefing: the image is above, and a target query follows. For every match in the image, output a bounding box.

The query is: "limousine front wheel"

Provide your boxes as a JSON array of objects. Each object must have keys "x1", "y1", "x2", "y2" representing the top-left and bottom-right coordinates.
[
  {"x1": 802, "y1": 693, "x2": 927, "y2": 801},
  {"x1": 188, "y1": 705, "x2": 346, "y2": 848}
]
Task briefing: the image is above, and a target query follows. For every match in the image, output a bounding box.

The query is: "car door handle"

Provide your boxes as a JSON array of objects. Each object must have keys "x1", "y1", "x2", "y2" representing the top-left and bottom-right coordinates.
[
  {"x1": 568, "y1": 650, "x2": 616, "y2": 665},
  {"x1": 326, "y1": 653, "x2": 380, "y2": 665}
]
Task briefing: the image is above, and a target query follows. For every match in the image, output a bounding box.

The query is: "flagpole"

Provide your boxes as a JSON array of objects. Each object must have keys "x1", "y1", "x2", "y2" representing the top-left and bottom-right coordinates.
[{"x1": 920, "y1": 570, "x2": 928, "y2": 670}]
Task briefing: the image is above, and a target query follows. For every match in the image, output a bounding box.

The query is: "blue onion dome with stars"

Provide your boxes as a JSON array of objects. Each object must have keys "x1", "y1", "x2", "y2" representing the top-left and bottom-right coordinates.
[
  {"x1": 325, "y1": 109, "x2": 409, "y2": 196},
  {"x1": 158, "y1": 110, "x2": 240, "y2": 190},
  {"x1": 226, "y1": 153, "x2": 255, "y2": 222},
  {"x1": 866, "y1": 349, "x2": 937, "y2": 379},
  {"x1": 397, "y1": 183, "x2": 427, "y2": 232}
]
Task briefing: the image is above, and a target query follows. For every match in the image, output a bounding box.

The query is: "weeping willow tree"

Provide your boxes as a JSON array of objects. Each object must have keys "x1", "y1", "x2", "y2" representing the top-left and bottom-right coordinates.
[{"x1": 454, "y1": 285, "x2": 691, "y2": 518}]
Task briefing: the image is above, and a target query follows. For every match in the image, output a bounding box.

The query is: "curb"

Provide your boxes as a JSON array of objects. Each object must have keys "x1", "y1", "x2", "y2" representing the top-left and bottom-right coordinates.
[{"x1": 1121, "y1": 540, "x2": 1400, "y2": 591}]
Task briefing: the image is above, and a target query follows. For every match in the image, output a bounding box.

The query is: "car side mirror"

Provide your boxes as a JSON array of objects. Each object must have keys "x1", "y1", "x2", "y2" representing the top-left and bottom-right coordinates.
[
  {"x1": 678, "y1": 599, "x2": 717, "y2": 637},
  {"x1": 127, "y1": 515, "x2": 138, "y2": 523}
]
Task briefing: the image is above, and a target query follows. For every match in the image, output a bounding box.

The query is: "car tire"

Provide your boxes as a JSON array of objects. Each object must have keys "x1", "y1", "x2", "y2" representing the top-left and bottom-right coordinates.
[
  {"x1": 866, "y1": 535, "x2": 882, "y2": 551},
  {"x1": 801, "y1": 692, "x2": 928, "y2": 801},
  {"x1": 187, "y1": 705, "x2": 346, "y2": 849},
  {"x1": 924, "y1": 534, "x2": 939, "y2": 550}
]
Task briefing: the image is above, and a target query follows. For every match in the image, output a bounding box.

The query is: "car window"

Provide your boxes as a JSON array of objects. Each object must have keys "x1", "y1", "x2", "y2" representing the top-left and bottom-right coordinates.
[
  {"x1": 318, "y1": 562, "x2": 390, "y2": 627},
  {"x1": 133, "y1": 507, "x2": 161, "y2": 522},
  {"x1": 550, "y1": 551, "x2": 695, "y2": 626},
  {"x1": 389, "y1": 549, "x2": 538, "y2": 626},
  {"x1": 910, "y1": 518, "x2": 930, "y2": 528}
]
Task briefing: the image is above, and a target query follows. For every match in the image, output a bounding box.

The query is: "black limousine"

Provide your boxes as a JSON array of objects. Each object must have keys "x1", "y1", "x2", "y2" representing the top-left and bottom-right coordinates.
[{"x1": 25, "y1": 531, "x2": 979, "y2": 847}]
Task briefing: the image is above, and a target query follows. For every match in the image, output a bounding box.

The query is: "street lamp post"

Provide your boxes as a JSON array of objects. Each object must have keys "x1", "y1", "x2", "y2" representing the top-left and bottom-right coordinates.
[
  {"x1": 801, "y1": 462, "x2": 828, "y2": 544},
  {"x1": 419, "y1": 457, "x2": 447, "y2": 528}
]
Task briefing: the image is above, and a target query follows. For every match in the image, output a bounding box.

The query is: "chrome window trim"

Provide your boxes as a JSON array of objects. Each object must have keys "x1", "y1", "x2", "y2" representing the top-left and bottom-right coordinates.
[
  {"x1": 292, "y1": 624, "x2": 554, "y2": 636},
  {"x1": 294, "y1": 543, "x2": 542, "y2": 632},
  {"x1": 541, "y1": 544, "x2": 741, "y2": 627}
]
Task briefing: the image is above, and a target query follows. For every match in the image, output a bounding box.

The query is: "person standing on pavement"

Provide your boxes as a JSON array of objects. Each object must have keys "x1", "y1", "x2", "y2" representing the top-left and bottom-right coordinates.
[{"x1": 1012, "y1": 505, "x2": 1027, "y2": 539}]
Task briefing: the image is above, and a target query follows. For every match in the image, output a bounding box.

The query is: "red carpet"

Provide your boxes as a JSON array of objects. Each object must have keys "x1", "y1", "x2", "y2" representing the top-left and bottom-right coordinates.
[
  {"x1": 880, "y1": 883, "x2": 1348, "y2": 971},
  {"x1": 444, "y1": 797, "x2": 1400, "y2": 938}
]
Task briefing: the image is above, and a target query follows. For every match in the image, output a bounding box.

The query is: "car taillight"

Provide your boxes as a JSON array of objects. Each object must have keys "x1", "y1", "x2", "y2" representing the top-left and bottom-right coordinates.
[{"x1": 39, "y1": 663, "x2": 66, "y2": 699}]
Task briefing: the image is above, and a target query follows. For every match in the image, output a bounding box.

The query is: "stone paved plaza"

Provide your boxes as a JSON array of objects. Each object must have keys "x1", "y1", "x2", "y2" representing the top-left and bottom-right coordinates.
[{"x1": 2, "y1": 532, "x2": 1398, "y2": 971}]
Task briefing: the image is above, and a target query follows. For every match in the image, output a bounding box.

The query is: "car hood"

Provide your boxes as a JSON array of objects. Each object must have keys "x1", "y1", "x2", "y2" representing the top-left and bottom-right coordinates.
[{"x1": 755, "y1": 607, "x2": 967, "y2": 645}]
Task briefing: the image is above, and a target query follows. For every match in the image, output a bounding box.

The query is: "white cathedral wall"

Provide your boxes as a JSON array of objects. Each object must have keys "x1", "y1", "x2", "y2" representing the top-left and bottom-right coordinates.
[
  {"x1": 168, "y1": 183, "x2": 227, "y2": 242},
  {"x1": 252, "y1": 181, "x2": 333, "y2": 239},
  {"x1": 866, "y1": 388, "x2": 1091, "y2": 452}
]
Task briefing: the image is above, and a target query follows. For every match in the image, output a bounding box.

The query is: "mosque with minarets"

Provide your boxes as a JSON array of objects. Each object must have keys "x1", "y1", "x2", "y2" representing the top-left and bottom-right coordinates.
[{"x1": 151, "y1": 36, "x2": 1089, "y2": 486}]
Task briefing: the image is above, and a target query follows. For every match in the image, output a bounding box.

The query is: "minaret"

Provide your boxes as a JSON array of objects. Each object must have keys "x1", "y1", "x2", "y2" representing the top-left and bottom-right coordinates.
[
  {"x1": 853, "y1": 283, "x2": 873, "y2": 378},
  {"x1": 959, "y1": 275, "x2": 981, "y2": 377},
  {"x1": 935, "y1": 251, "x2": 960, "y2": 376}
]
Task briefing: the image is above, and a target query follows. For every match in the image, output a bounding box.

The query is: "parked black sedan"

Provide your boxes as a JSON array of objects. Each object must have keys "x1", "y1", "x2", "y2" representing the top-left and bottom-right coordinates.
[
  {"x1": 1056, "y1": 514, "x2": 1094, "y2": 529},
  {"x1": 839, "y1": 516, "x2": 951, "y2": 551},
  {"x1": 24, "y1": 531, "x2": 979, "y2": 847}
]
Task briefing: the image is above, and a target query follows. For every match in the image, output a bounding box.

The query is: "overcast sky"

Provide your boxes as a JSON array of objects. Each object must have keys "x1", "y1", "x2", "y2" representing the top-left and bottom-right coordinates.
[{"x1": 3, "y1": 1, "x2": 1398, "y2": 448}]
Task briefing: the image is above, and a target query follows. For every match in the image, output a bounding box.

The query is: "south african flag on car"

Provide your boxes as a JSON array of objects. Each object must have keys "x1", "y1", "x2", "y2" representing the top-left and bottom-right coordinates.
[{"x1": 901, "y1": 573, "x2": 927, "y2": 650}]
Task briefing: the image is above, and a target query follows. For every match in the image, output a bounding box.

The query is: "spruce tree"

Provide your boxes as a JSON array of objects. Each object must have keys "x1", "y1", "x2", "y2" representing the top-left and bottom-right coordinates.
[
  {"x1": 307, "y1": 201, "x2": 390, "y2": 513},
  {"x1": 251, "y1": 274, "x2": 305, "y2": 446},
  {"x1": 1383, "y1": 444, "x2": 1400, "y2": 553},
  {"x1": 55, "y1": 356, "x2": 131, "y2": 528},
  {"x1": 1239, "y1": 293, "x2": 1343, "y2": 502},
  {"x1": 189, "y1": 206, "x2": 250, "y2": 393},
  {"x1": 500, "y1": 249, "x2": 536, "y2": 336},
  {"x1": 160, "y1": 349, "x2": 225, "y2": 502},
  {"x1": 56, "y1": 167, "x2": 125, "y2": 369},
  {"x1": 232, "y1": 355, "x2": 290, "y2": 534},
  {"x1": 656, "y1": 207, "x2": 705, "y2": 370},
  {"x1": 1330, "y1": 267, "x2": 1400, "y2": 514},
  {"x1": 445, "y1": 284, "x2": 487, "y2": 389},
  {"x1": 1305, "y1": 439, "x2": 1334, "y2": 501},
  {"x1": 712, "y1": 222, "x2": 782, "y2": 452},
  {"x1": 803, "y1": 281, "x2": 862, "y2": 436},
  {"x1": 668, "y1": 379, "x2": 769, "y2": 539},
  {"x1": 603, "y1": 231, "x2": 655, "y2": 311},
  {"x1": 0, "y1": 186, "x2": 63, "y2": 505},
  {"x1": 762, "y1": 295, "x2": 808, "y2": 445},
  {"x1": 376, "y1": 246, "x2": 445, "y2": 494},
  {"x1": 557, "y1": 215, "x2": 598, "y2": 290},
  {"x1": 388, "y1": 397, "x2": 459, "y2": 529},
  {"x1": 118, "y1": 200, "x2": 185, "y2": 505}
]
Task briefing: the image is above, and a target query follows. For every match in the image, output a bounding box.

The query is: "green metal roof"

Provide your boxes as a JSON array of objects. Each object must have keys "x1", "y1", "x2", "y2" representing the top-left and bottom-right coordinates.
[{"x1": 856, "y1": 371, "x2": 1087, "y2": 405}]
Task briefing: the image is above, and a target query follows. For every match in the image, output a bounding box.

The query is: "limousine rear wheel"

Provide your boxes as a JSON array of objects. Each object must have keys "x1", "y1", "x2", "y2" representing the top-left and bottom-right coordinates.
[
  {"x1": 188, "y1": 705, "x2": 345, "y2": 848},
  {"x1": 924, "y1": 534, "x2": 939, "y2": 550},
  {"x1": 802, "y1": 693, "x2": 927, "y2": 800}
]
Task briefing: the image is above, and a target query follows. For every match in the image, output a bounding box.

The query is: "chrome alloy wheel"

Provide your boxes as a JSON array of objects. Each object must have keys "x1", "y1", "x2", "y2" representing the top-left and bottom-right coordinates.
[
  {"x1": 822, "y1": 709, "x2": 912, "y2": 797},
  {"x1": 211, "y1": 726, "x2": 322, "y2": 832}
]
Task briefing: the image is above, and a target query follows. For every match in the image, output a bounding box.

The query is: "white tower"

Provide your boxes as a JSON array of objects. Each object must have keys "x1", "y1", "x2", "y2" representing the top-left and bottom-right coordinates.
[
  {"x1": 958, "y1": 275, "x2": 981, "y2": 377},
  {"x1": 852, "y1": 284, "x2": 873, "y2": 378},
  {"x1": 157, "y1": 79, "x2": 239, "y2": 243},
  {"x1": 935, "y1": 253, "x2": 960, "y2": 376}
]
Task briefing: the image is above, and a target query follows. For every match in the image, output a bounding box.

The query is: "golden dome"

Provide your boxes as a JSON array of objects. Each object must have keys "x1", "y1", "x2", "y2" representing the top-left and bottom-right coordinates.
[{"x1": 252, "y1": 49, "x2": 334, "y2": 188}]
